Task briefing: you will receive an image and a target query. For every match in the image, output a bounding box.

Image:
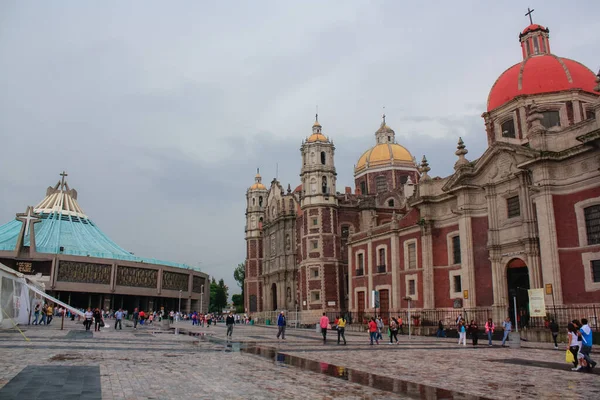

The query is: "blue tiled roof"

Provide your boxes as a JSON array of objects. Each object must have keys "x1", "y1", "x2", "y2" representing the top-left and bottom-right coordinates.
[{"x1": 0, "y1": 212, "x2": 200, "y2": 272}]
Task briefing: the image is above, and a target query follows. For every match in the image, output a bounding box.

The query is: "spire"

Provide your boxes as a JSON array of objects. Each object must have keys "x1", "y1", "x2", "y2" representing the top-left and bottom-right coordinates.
[
  {"x1": 419, "y1": 155, "x2": 431, "y2": 181},
  {"x1": 35, "y1": 172, "x2": 86, "y2": 217},
  {"x1": 312, "y1": 113, "x2": 322, "y2": 134},
  {"x1": 454, "y1": 137, "x2": 470, "y2": 169}
]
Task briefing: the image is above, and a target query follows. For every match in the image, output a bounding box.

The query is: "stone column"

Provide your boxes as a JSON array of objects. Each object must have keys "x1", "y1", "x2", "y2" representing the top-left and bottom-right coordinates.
[
  {"x1": 420, "y1": 222, "x2": 434, "y2": 309},
  {"x1": 390, "y1": 232, "x2": 399, "y2": 310},
  {"x1": 157, "y1": 269, "x2": 163, "y2": 295},
  {"x1": 347, "y1": 242, "x2": 354, "y2": 311},
  {"x1": 490, "y1": 253, "x2": 508, "y2": 322},
  {"x1": 367, "y1": 237, "x2": 374, "y2": 312},
  {"x1": 534, "y1": 188, "x2": 563, "y2": 304},
  {"x1": 110, "y1": 263, "x2": 117, "y2": 292},
  {"x1": 458, "y1": 213, "x2": 477, "y2": 307}
]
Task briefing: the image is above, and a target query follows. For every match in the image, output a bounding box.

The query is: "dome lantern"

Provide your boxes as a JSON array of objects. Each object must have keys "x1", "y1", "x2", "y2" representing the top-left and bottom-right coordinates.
[
  {"x1": 519, "y1": 8, "x2": 551, "y2": 59},
  {"x1": 249, "y1": 168, "x2": 267, "y2": 191},
  {"x1": 375, "y1": 114, "x2": 395, "y2": 144}
]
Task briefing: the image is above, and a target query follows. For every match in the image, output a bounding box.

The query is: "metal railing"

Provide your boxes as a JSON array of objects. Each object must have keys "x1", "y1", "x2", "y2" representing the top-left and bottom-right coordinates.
[
  {"x1": 248, "y1": 305, "x2": 600, "y2": 331},
  {"x1": 515, "y1": 304, "x2": 600, "y2": 330}
]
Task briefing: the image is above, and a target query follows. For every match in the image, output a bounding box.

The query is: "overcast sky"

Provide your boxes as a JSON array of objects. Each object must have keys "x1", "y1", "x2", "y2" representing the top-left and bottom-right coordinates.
[{"x1": 1, "y1": 1, "x2": 598, "y2": 296}]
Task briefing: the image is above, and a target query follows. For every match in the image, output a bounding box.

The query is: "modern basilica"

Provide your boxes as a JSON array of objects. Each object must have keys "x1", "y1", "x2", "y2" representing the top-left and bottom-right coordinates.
[{"x1": 244, "y1": 20, "x2": 600, "y2": 322}]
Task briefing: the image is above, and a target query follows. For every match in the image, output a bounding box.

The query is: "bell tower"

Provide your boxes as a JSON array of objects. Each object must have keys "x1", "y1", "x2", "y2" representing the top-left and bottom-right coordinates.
[
  {"x1": 300, "y1": 114, "x2": 337, "y2": 207},
  {"x1": 245, "y1": 169, "x2": 267, "y2": 312},
  {"x1": 298, "y1": 116, "x2": 343, "y2": 312}
]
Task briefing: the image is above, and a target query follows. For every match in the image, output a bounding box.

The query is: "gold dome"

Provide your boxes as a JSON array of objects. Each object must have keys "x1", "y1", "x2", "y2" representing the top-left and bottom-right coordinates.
[
  {"x1": 355, "y1": 143, "x2": 414, "y2": 173},
  {"x1": 249, "y1": 182, "x2": 267, "y2": 190},
  {"x1": 307, "y1": 133, "x2": 329, "y2": 143}
]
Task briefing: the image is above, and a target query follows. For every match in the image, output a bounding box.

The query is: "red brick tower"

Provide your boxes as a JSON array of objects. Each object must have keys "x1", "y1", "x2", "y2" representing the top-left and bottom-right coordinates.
[
  {"x1": 245, "y1": 170, "x2": 267, "y2": 312},
  {"x1": 298, "y1": 116, "x2": 343, "y2": 312}
]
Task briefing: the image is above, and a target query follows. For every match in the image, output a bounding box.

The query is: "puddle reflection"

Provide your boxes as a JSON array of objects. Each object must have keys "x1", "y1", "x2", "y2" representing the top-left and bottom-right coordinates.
[{"x1": 242, "y1": 346, "x2": 488, "y2": 400}]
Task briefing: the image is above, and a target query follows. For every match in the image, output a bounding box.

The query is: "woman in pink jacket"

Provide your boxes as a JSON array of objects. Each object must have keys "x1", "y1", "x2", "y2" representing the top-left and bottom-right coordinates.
[
  {"x1": 319, "y1": 313, "x2": 330, "y2": 344},
  {"x1": 485, "y1": 318, "x2": 495, "y2": 347},
  {"x1": 368, "y1": 317, "x2": 379, "y2": 345}
]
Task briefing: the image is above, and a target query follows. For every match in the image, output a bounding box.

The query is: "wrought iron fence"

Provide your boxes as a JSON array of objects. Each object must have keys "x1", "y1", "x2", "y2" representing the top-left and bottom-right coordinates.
[
  {"x1": 516, "y1": 304, "x2": 600, "y2": 330},
  {"x1": 249, "y1": 304, "x2": 600, "y2": 331}
]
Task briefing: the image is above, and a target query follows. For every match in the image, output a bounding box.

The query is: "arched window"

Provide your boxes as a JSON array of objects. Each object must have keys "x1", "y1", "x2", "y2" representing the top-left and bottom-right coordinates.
[
  {"x1": 541, "y1": 111, "x2": 560, "y2": 128},
  {"x1": 501, "y1": 119, "x2": 516, "y2": 138},
  {"x1": 259, "y1": 196, "x2": 263, "y2": 207},
  {"x1": 322, "y1": 176, "x2": 328, "y2": 194},
  {"x1": 252, "y1": 198, "x2": 256, "y2": 206},
  {"x1": 321, "y1": 151, "x2": 326, "y2": 165},
  {"x1": 388, "y1": 199, "x2": 394, "y2": 207}
]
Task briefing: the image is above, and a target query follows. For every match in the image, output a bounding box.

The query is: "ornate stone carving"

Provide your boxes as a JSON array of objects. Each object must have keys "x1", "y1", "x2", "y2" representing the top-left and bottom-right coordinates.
[
  {"x1": 192, "y1": 276, "x2": 205, "y2": 293},
  {"x1": 116, "y1": 266, "x2": 157, "y2": 288},
  {"x1": 57, "y1": 261, "x2": 111, "y2": 284},
  {"x1": 162, "y1": 271, "x2": 188, "y2": 291}
]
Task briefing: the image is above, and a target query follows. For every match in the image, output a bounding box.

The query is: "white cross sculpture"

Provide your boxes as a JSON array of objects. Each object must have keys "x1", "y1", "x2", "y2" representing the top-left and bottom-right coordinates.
[{"x1": 16, "y1": 206, "x2": 40, "y2": 237}]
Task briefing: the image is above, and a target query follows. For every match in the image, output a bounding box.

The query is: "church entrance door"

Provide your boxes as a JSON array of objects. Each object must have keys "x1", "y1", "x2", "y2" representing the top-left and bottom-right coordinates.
[
  {"x1": 271, "y1": 283, "x2": 278, "y2": 311},
  {"x1": 357, "y1": 291, "x2": 365, "y2": 324},
  {"x1": 506, "y1": 258, "x2": 530, "y2": 329}
]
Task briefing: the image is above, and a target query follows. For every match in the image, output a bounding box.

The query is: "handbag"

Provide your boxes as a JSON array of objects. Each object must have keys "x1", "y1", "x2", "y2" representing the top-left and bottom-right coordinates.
[{"x1": 565, "y1": 348, "x2": 574, "y2": 364}]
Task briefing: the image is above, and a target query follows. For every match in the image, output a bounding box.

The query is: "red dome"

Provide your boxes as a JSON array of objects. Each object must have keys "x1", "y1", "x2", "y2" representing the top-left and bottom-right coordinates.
[
  {"x1": 487, "y1": 54, "x2": 598, "y2": 111},
  {"x1": 522, "y1": 24, "x2": 546, "y2": 34}
]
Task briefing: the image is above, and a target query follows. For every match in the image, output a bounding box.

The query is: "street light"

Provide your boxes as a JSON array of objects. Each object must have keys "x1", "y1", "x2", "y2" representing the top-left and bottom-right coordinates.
[
  {"x1": 403, "y1": 296, "x2": 413, "y2": 340},
  {"x1": 178, "y1": 290, "x2": 182, "y2": 319},
  {"x1": 200, "y1": 285, "x2": 204, "y2": 314}
]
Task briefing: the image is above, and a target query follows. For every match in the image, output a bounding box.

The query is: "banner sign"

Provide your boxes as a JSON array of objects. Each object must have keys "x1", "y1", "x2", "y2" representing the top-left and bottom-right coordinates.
[
  {"x1": 528, "y1": 288, "x2": 546, "y2": 317},
  {"x1": 371, "y1": 290, "x2": 380, "y2": 308}
]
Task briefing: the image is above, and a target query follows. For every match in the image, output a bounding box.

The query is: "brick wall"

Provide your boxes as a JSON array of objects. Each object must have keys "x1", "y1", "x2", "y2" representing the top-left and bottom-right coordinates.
[
  {"x1": 431, "y1": 224, "x2": 459, "y2": 266},
  {"x1": 472, "y1": 216, "x2": 493, "y2": 306}
]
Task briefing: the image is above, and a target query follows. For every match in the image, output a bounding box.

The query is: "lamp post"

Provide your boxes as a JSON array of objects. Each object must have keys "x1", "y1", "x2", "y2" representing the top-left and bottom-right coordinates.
[
  {"x1": 404, "y1": 296, "x2": 412, "y2": 340},
  {"x1": 200, "y1": 285, "x2": 204, "y2": 314},
  {"x1": 178, "y1": 290, "x2": 182, "y2": 320}
]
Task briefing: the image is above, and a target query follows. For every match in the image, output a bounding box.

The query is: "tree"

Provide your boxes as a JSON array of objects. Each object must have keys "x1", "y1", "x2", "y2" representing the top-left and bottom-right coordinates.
[
  {"x1": 209, "y1": 278, "x2": 228, "y2": 313},
  {"x1": 232, "y1": 294, "x2": 243, "y2": 306},
  {"x1": 233, "y1": 262, "x2": 245, "y2": 307}
]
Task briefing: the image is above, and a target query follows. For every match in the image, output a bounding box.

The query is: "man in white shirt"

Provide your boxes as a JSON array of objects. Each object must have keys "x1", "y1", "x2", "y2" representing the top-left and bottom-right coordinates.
[
  {"x1": 114, "y1": 309, "x2": 124, "y2": 330},
  {"x1": 84, "y1": 308, "x2": 93, "y2": 331}
]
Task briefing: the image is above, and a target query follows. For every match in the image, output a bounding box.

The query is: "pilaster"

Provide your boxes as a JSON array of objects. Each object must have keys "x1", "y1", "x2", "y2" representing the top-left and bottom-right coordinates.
[
  {"x1": 533, "y1": 188, "x2": 563, "y2": 304},
  {"x1": 458, "y1": 212, "x2": 476, "y2": 307},
  {"x1": 390, "y1": 232, "x2": 399, "y2": 309},
  {"x1": 367, "y1": 237, "x2": 373, "y2": 310},
  {"x1": 420, "y1": 222, "x2": 434, "y2": 308}
]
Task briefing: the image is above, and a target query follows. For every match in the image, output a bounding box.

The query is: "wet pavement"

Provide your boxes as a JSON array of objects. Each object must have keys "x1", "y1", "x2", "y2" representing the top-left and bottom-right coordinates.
[{"x1": 0, "y1": 320, "x2": 598, "y2": 399}]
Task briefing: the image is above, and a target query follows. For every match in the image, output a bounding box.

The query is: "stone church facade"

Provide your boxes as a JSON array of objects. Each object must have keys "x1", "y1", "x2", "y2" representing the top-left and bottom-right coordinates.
[{"x1": 245, "y1": 21, "x2": 600, "y2": 322}]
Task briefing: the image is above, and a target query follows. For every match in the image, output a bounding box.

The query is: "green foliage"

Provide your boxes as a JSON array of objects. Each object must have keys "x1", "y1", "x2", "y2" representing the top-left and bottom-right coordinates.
[
  {"x1": 232, "y1": 294, "x2": 243, "y2": 306},
  {"x1": 209, "y1": 278, "x2": 229, "y2": 313},
  {"x1": 233, "y1": 262, "x2": 245, "y2": 307}
]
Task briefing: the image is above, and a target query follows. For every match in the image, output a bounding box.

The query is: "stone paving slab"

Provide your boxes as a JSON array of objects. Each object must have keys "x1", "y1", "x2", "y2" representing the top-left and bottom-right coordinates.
[
  {"x1": 174, "y1": 322, "x2": 600, "y2": 400},
  {"x1": 0, "y1": 365, "x2": 101, "y2": 400},
  {"x1": 0, "y1": 321, "x2": 405, "y2": 399}
]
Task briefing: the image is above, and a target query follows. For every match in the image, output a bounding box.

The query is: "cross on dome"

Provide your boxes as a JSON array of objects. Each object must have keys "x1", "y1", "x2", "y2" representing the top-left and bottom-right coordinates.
[
  {"x1": 60, "y1": 171, "x2": 68, "y2": 188},
  {"x1": 525, "y1": 7, "x2": 535, "y2": 25}
]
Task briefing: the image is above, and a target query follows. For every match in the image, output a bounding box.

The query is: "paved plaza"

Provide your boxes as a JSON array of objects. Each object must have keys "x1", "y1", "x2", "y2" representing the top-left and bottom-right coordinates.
[{"x1": 0, "y1": 320, "x2": 599, "y2": 400}]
